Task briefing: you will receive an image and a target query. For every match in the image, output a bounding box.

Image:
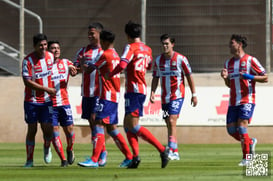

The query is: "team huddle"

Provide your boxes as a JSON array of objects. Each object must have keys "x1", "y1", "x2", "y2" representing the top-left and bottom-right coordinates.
[{"x1": 21, "y1": 20, "x2": 268, "y2": 169}]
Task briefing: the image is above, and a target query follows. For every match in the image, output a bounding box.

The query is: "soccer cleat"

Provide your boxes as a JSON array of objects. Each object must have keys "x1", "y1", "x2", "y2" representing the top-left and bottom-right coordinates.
[
  {"x1": 168, "y1": 150, "x2": 173, "y2": 160},
  {"x1": 119, "y1": 158, "x2": 132, "y2": 168},
  {"x1": 61, "y1": 160, "x2": 68, "y2": 167},
  {"x1": 127, "y1": 156, "x2": 141, "y2": 169},
  {"x1": 98, "y1": 151, "x2": 107, "y2": 167},
  {"x1": 67, "y1": 150, "x2": 75, "y2": 165},
  {"x1": 238, "y1": 159, "x2": 249, "y2": 166},
  {"x1": 171, "y1": 152, "x2": 180, "y2": 161},
  {"x1": 249, "y1": 138, "x2": 257, "y2": 155},
  {"x1": 160, "y1": 146, "x2": 170, "y2": 168},
  {"x1": 77, "y1": 158, "x2": 99, "y2": 168},
  {"x1": 23, "y1": 160, "x2": 33, "y2": 168},
  {"x1": 44, "y1": 147, "x2": 52, "y2": 164}
]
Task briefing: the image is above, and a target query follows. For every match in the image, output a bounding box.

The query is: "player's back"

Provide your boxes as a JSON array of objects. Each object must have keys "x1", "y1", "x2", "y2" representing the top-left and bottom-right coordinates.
[{"x1": 121, "y1": 42, "x2": 152, "y2": 95}]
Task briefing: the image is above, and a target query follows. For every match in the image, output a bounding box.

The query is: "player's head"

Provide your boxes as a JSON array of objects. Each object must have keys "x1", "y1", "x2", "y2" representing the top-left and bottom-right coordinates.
[
  {"x1": 88, "y1": 22, "x2": 104, "y2": 46},
  {"x1": 160, "y1": 34, "x2": 175, "y2": 55},
  {"x1": 125, "y1": 21, "x2": 141, "y2": 39},
  {"x1": 33, "y1": 33, "x2": 48, "y2": 57},
  {"x1": 48, "y1": 40, "x2": 61, "y2": 60},
  {"x1": 100, "y1": 30, "x2": 115, "y2": 50},
  {"x1": 229, "y1": 34, "x2": 247, "y2": 55}
]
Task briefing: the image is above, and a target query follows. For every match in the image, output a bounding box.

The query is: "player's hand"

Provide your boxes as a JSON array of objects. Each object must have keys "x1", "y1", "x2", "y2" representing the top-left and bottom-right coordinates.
[
  {"x1": 191, "y1": 96, "x2": 197, "y2": 107},
  {"x1": 78, "y1": 55, "x2": 85, "y2": 65},
  {"x1": 150, "y1": 92, "x2": 155, "y2": 103},
  {"x1": 69, "y1": 65, "x2": 77, "y2": 76},
  {"x1": 221, "y1": 68, "x2": 228, "y2": 79},
  {"x1": 46, "y1": 87, "x2": 56, "y2": 96}
]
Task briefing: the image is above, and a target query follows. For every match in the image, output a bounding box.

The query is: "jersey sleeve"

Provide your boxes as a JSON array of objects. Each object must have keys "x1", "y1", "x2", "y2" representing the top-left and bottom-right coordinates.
[
  {"x1": 22, "y1": 58, "x2": 32, "y2": 79},
  {"x1": 73, "y1": 47, "x2": 84, "y2": 67},
  {"x1": 250, "y1": 57, "x2": 266, "y2": 75},
  {"x1": 120, "y1": 44, "x2": 132, "y2": 63},
  {"x1": 181, "y1": 56, "x2": 192, "y2": 75}
]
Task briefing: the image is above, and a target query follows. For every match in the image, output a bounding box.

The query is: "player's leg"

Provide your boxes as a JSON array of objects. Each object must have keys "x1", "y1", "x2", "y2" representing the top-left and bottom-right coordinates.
[
  {"x1": 106, "y1": 124, "x2": 133, "y2": 167},
  {"x1": 63, "y1": 124, "x2": 75, "y2": 165},
  {"x1": 40, "y1": 102, "x2": 54, "y2": 164},
  {"x1": 24, "y1": 102, "x2": 38, "y2": 167},
  {"x1": 226, "y1": 106, "x2": 240, "y2": 141},
  {"x1": 52, "y1": 125, "x2": 67, "y2": 167}
]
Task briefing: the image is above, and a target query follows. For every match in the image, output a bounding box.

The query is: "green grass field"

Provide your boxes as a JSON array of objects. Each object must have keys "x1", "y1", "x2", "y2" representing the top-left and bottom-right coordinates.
[{"x1": 0, "y1": 143, "x2": 271, "y2": 181}]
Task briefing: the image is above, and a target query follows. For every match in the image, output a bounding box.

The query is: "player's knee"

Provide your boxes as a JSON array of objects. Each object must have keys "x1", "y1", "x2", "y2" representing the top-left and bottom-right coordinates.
[
  {"x1": 238, "y1": 126, "x2": 247, "y2": 134},
  {"x1": 227, "y1": 126, "x2": 237, "y2": 135}
]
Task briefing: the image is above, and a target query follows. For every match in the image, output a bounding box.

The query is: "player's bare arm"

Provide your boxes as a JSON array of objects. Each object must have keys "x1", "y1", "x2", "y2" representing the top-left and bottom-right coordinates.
[
  {"x1": 68, "y1": 65, "x2": 78, "y2": 76},
  {"x1": 221, "y1": 68, "x2": 230, "y2": 87},
  {"x1": 150, "y1": 76, "x2": 159, "y2": 103},
  {"x1": 240, "y1": 72, "x2": 268, "y2": 83},
  {"x1": 186, "y1": 74, "x2": 197, "y2": 107},
  {"x1": 23, "y1": 78, "x2": 56, "y2": 96}
]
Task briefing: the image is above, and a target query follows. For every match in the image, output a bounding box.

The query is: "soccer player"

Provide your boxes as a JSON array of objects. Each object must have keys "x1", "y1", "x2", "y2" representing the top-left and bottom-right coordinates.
[
  {"x1": 108, "y1": 21, "x2": 169, "y2": 169},
  {"x1": 74, "y1": 22, "x2": 107, "y2": 166},
  {"x1": 22, "y1": 33, "x2": 56, "y2": 167},
  {"x1": 150, "y1": 34, "x2": 198, "y2": 161},
  {"x1": 48, "y1": 41, "x2": 77, "y2": 167},
  {"x1": 77, "y1": 30, "x2": 133, "y2": 168},
  {"x1": 220, "y1": 34, "x2": 268, "y2": 166}
]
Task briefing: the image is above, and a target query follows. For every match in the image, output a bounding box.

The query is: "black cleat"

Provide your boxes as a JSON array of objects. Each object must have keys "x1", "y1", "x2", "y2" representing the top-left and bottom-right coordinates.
[
  {"x1": 127, "y1": 156, "x2": 141, "y2": 169},
  {"x1": 67, "y1": 150, "x2": 75, "y2": 165},
  {"x1": 61, "y1": 160, "x2": 68, "y2": 167},
  {"x1": 160, "y1": 146, "x2": 169, "y2": 168}
]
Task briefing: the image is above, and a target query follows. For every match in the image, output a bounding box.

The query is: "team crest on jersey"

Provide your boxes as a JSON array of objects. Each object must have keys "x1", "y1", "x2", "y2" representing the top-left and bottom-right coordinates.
[
  {"x1": 58, "y1": 63, "x2": 66, "y2": 73},
  {"x1": 171, "y1": 60, "x2": 177, "y2": 70},
  {"x1": 47, "y1": 59, "x2": 53, "y2": 70},
  {"x1": 241, "y1": 61, "x2": 246, "y2": 67},
  {"x1": 34, "y1": 65, "x2": 42, "y2": 72}
]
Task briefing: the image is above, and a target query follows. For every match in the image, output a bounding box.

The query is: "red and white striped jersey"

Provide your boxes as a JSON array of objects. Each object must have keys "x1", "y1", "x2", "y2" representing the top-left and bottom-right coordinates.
[
  {"x1": 94, "y1": 48, "x2": 120, "y2": 103},
  {"x1": 22, "y1": 51, "x2": 54, "y2": 103},
  {"x1": 121, "y1": 42, "x2": 152, "y2": 95},
  {"x1": 51, "y1": 58, "x2": 73, "y2": 107},
  {"x1": 74, "y1": 45, "x2": 102, "y2": 97},
  {"x1": 224, "y1": 54, "x2": 266, "y2": 106},
  {"x1": 153, "y1": 52, "x2": 192, "y2": 104}
]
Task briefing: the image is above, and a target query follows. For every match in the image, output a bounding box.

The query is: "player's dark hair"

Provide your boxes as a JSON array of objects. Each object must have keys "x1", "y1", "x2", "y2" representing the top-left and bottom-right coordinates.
[
  {"x1": 88, "y1": 22, "x2": 104, "y2": 32},
  {"x1": 160, "y1": 34, "x2": 175, "y2": 44},
  {"x1": 100, "y1": 30, "x2": 115, "y2": 43},
  {"x1": 33, "y1": 33, "x2": 47, "y2": 46},
  {"x1": 231, "y1": 34, "x2": 247, "y2": 48},
  {"x1": 125, "y1": 21, "x2": 141, "y2": 38},
  {"x1": 47, "y1": 40, "x2": 60, "y2": 49}
]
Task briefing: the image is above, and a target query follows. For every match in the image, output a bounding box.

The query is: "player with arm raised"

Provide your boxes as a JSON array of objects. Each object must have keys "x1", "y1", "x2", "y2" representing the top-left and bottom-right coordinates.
[
  {"x1": 77, "y1": 30, "x2": 133, "y2": 168},
  {"x1": 108, "y1": 21, "x2": 169, "y2": 169},
  {"x1": 220, "y1": 34, "x2": 268, "y2": 166}
]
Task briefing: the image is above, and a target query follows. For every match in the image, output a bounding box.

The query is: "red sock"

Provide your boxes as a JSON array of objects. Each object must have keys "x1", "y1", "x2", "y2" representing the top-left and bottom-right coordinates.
[
  {"x1": 66, "y1": 132, "x2": 75, "y2": 151},
  {"x1": 91, "y1": 133, "x2": 105, "y2": 162},
  {"x1": 52, "y1": 135, "x2": 66, "y2": 160},
  {"x1": 137, "y1": 126, "x2": 165, "y2": 153},
  {"x1": 240, "y1": 133, "x2": 251, "y2": 159},
  {"x1": 26, "y1": 141, "x2": 35, "y2": 161},
  {"x1": 112, "y1": 133, "x2": 133, "y2": 160},
  {"x1": 126, "y1": 131, "x2": 139, "y2": 157}
]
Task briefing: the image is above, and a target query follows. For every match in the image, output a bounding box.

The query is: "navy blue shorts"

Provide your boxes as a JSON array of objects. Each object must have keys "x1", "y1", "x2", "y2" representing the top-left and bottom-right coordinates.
[
  {"x1": 125, "y1": 93, "x2": 146, "y2": 117},
  {"x1": 96, "y1": 99, "x2": 118, "y2": 125},
  {"x1": 81, "y1": 96, "x2": 99, "y2": 120},
  {"x1": 226, "y1": 103, "x2": 255, "y2": 124},
  {"x1": 24, "y1": 101, "x2": 53, "y2": 124},
  {"x1": 162, "y1": 98, "x2": 184, "y2": 119},
  {"x1": 52, "y1": 105, "x2": 74, "y2": 127}
]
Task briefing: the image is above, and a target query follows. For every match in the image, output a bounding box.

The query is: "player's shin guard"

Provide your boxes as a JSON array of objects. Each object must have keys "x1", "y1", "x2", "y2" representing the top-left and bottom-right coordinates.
[
  {"x1": 66, "y1": 131, "x2": 75, "y2": 151},
  {"x1": 239, "y1": 126, "x2": 251, "y2": 159},
  {"x1": 136, "y1": 126, "x2": 165, "y2": 153},
  {"x1": 52, "y1": 131, "x2": 66, "y2": 161},
  {"x1": 227, "y1": 126, "x2": 240, "y2": 141},
  {"x1": 126, "y1": 130, "x2": 139, "y2": 157},
  {"x1": 91, "y1": 126, "x2": 105, "y2": 162},
  {"x1": 26, "y1": 140, "x2": 35, "y2": 162},
  {"x1": 109, "y1": 129, "x2": 133, "y2": 160}
]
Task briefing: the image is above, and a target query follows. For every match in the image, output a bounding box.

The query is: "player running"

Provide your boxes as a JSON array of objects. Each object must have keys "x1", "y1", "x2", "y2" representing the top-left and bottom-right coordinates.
[
  {"x1": 77, "y1": 30, "x2": 133, "y2": 168},
  {"x1": 107, "y1": 21, "x2": 169, "y2": 169},
  {"x1": 221, "y1": 34, "x2": 268, "y2": 166},
  {"x1": 150, "y1": 34, "x2": 197, "y2": 161},
  {"x1": 48, "y1": 41, "x2": 77, "y2": 167}
]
